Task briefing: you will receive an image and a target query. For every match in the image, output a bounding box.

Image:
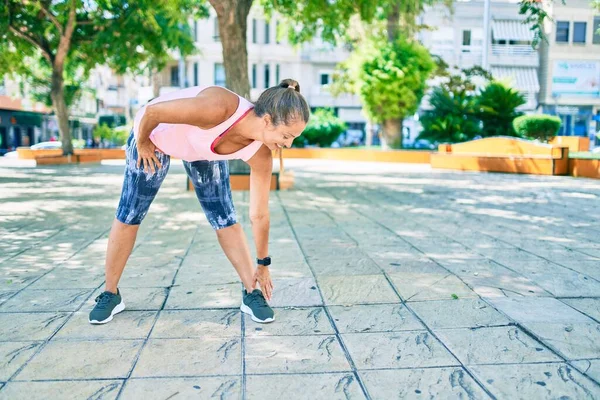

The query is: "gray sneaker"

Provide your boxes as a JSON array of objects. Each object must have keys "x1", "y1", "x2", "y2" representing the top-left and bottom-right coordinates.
[
  {"x1": 241, "y1": 289, "x2": 275, "y2": 323},
  {"x1": 89, "y1": 289, "x2": 125, "y2": 324}
]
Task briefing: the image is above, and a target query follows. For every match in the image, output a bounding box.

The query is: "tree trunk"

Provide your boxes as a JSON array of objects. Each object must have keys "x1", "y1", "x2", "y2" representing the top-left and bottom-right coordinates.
[
  {"x1": 50, "y1": 68, "x2": 73, "y2": 155},
  {"x1": 387, "y1": 1, "x2": 401, "y2": 42},
  {"x1": 210, "y1": 0, "x2": 253, "y2": 100},
  {"x1": 381, "y1": 118, "x2": 403, "y2": 149},
  {"x1": 152, "y1": 68, "x2": 161, "y2": 98}
]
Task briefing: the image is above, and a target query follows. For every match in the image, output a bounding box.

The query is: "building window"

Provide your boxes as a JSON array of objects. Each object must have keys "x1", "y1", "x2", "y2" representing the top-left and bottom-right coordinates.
[
  {"x1": 265, "y1": 20, "x2": 270, "y2": 44},
  {"x1": 573, "y1": 22, "x2": 586, "y2": 44},
  {"x1": 594, "y1": 17, "x2": 600, "y2": 44},
  {"x1": 462, "y1": 30, "x2": 471, "y2": 52},
  {"x1": 193, "y1": 20, "x2": 198, "y2": 42},
  {"x1": 252, "y1": 19, "x2": 257, "y2": 44},
  {"x1": 193, "y1": 62, "x2": 199, "y2": 86},
  {"x1": 252, "y1": 64, "x2": 257, "y2": 89},
  {"x1": 276, "y1": 21, "x2": 281, "y2": 44},
  {"x1": 556, "y1": 21, "x2": 569, "y2": 43},
  {"x1": 264, "y1": 64, "x2": 270, "y2": 88},
  {"x1": 170, "y1": 66, "x2": 179, "y2": 87},
  {"x1": 320, "y1": 73, "x2": 330, "y2": 85},
  {"x1": 214, "y1": 63, "x2": 226, "y2": 86},
  {"x1": 275, "y1": 64, "x2": 280, "y2": 84},
  {"x1": 213, "y1": 17, "x2": 220, "y2": 42}
]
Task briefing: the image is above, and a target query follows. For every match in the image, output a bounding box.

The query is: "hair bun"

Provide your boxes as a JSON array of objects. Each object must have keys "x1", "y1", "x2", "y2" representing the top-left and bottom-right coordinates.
[{"x1": 279, "y1": 79, "x2": 300, "y2": 93}]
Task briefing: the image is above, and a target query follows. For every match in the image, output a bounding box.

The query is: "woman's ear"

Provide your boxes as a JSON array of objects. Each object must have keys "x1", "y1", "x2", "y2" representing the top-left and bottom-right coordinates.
[{"x1": 262, "y1": 114, "x2": 273, "y2": 127}]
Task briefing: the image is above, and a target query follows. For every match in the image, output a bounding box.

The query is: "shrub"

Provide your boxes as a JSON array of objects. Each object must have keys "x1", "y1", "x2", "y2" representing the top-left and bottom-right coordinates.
[
  {"x1": 513, "y1": 114, "x2": 562, "y2": 142},
  {"x1": 475, "y1": 82, "x2": 525, "y2": 137},
  {"x1": 294, "y1": 108, "x2": 345, "y2": 148}
]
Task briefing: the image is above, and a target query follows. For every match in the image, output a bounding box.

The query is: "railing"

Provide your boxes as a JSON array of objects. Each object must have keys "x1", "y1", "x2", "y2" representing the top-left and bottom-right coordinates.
[{"x1": 491, "y1": 45, "x2": 537, "y2": 56}]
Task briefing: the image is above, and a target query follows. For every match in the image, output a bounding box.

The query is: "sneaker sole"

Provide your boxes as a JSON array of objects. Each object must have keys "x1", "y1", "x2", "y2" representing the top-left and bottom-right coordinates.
[
  {"x1": 88, "y1": 301, "x2": 125, "y2": 325},
  {"x1": 240, "y1": 303, "x2": 275, "y2": 324}
]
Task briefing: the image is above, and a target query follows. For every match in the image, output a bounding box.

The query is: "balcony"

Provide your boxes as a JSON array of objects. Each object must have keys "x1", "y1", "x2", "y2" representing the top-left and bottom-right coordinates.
[{"x1": 490, "y1": 44, "x2": 538, "y2": 67}]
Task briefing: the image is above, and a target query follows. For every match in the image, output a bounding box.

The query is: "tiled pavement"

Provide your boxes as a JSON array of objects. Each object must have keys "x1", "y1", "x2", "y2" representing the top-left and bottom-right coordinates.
[{"x1": 0, "y1": 159, "x2": 599, "y2": 399}]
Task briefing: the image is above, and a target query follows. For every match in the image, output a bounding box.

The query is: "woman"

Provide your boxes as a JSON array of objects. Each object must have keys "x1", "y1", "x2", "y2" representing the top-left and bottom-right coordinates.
[{"x1": 89, "y1": 79, "x2": 309, "y2": 325}]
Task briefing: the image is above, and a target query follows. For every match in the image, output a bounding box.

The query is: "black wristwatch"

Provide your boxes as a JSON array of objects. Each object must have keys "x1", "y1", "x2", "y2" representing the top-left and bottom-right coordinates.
[{"x1": 257, "y1": 256, "x2": 271, "y2": 267}]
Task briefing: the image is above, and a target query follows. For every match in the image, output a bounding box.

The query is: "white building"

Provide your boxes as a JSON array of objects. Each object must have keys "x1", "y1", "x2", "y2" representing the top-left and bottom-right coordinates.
[
  {"x1": 538, "y1": 0, "x2": 600, "y2": 141},
  {"x1": 152, "y1": 6, "x2": 366, "y2": 135},
  {"x1": 420, "y1": 0, "x2": 540, "y2": 111}
]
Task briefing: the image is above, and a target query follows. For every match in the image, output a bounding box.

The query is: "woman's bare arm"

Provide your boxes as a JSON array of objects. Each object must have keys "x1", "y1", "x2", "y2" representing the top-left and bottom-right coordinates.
[{"x1": 137, "y1": 87, "x2": 236, "y2": 143}]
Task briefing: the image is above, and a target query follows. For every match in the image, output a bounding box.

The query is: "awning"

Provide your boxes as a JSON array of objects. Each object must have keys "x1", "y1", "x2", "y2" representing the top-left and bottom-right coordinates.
[
  {"x1": 12, "y1": 111, "x2": 43, "y2": 127},
  {"x1": 491, "y1": 67, "x2": 540, "y2": 92},
  {"x1": 492, "y1": 19, "x2": 534, "y2": 42}
]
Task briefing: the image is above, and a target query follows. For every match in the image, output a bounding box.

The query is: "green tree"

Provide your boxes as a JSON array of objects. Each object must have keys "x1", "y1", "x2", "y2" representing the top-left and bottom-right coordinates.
[
  {"x1": 475, "y1": 82, "x2": 526, "y2": 138},
  {"x1": 357, "y1": 36, "x2": 435, "y2": 148},
  {"x1": 0, "y1": 0, "x2": 207, "y2": 155}
]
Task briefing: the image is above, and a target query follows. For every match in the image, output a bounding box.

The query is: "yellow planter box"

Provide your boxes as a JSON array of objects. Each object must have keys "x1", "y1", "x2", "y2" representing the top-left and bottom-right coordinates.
[
  {"x1": 569, "y1": 158, "x2": 600, "y2": 179},
  {"x1": 275, "y1": 148, "x2": 431, "y2": 164},
  {"x1": 432, "y1": 137, "x2": 570, "y2": 176}
]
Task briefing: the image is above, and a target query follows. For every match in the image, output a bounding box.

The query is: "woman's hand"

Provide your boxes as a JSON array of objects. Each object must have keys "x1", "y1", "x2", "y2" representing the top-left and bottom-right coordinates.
[
  {"x1": 253, "y1": 265, "x2": 274, "y2": 301},
  {"x1": 136, "y1": 138, "x2": 162, "y2": 174}
]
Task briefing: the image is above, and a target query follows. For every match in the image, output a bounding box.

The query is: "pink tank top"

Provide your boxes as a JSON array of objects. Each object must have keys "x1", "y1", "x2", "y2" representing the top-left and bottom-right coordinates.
[{"x1": 132, "y1": 85, "x2": 263, "y2": 162}]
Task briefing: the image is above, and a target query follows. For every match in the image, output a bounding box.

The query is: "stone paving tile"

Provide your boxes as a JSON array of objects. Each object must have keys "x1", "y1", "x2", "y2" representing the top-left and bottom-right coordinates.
[
  {"x1": 118, "y1": 264, "x2": 179, "y2": 288},
  {"x1": 245, "y1": 335, "x2": 351, "y2": 374},
  {"x1": 433, "y1": 326, "x2": 561, "y2": 365},
  {"x1": 360, "y1": 367, "x2": 491, "y2": 399},
  {"x1": 0, "y1": 291, "x2": 17, "y2": 306},
  {"x1": 0, "y1": 288, "x2": 93, "y2": 312},
  {"x1": 409, "y1": 298, "x2": 511, "y2": 329},
  {"x1": 268, "y1": 277, "x2": 323, "y2": 308},
  {"x1": 246, "y1": 373, "x2": 365, "y2": 400},
  {"x1": 165, "y1": 283, "x2": 242, "y2": 309},
  {"x1": 468, "y1": 363, "x2": 600, "y2": 398},
  {"x1": 309, "y1": 257, "x2": 382, "y2": 276},
  {"x1": 268, "y1": 262, "x2": 315, "y2": 279},
  {"x1": 486, "y1": 297, "x2": 594, "y2": 325},
  {"x1": 121, "y1": 377, "x2": 241, "y2": 399},
  {"x1": 15, "y1": 339, "x2": 143, "y2": 380},
  {"x1": 0, "y1": 341, "x2": 42, "y2": 380},
  {"x1": 520, "y1": 322, "x2": 600, "y2": 360},
  {"x1": 54, "y1": 310, "x2": 157, "y2": 340},
  {"x1": 328, "y1": 303, "x2": 424, "y2": 333},
  {"x1": 525, "y1": 271, "x2": 600, "y2": 298},
  {"x1": 0, "y1": 312, "x2": 70, "y2": 341},
  {"x1": 175, "y1": 264, "x2": 241, "y2": 285},
  {"x1": 342, "y1": 331, "x2": 459, "y2": 370},
  {"x1": 132, "y1": 338, "x2": 241, "y2": 377},
  {"x1": 150, "y1": 309, "x2": 241, "y2": 339},
  {"x1": 389, "y1": 273, "x2": 478, "y2": 302},
  {"x1": 0, "y1": 380, "x2": 122, "y2": 400},
  {"x1": 27, "y1": 266, "x2": 104, "y2": 289},
  {"x1": 245, "y1": 307, "x2": 335, "y2": 336},
  {"x1": 571, "y1": 359, "x2": 600, "y2": 383},
  {"x1": 557, "y1": 261, "x2": 600, "y2": 281},
  {"x1": 561, "y1": 298, "x2": 600, "y2": 322},
  {"x1": 319, "y1": 275, "x2": 399, "y2": 305}
]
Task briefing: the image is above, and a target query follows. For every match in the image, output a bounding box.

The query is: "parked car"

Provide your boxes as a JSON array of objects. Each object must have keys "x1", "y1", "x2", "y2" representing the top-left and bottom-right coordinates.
[
  {"x1": 413, "y1": 139, "x2": 436, "y2": 150},
  {"x1": 4, "y1": 141, "x2": 62, "y2": 158}
]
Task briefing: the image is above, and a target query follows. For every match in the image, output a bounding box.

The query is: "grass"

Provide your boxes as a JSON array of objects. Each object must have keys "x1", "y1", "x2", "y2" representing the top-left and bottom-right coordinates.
[{"x1": 570, "y1": 152, "x2": 600, "y2": 160}]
